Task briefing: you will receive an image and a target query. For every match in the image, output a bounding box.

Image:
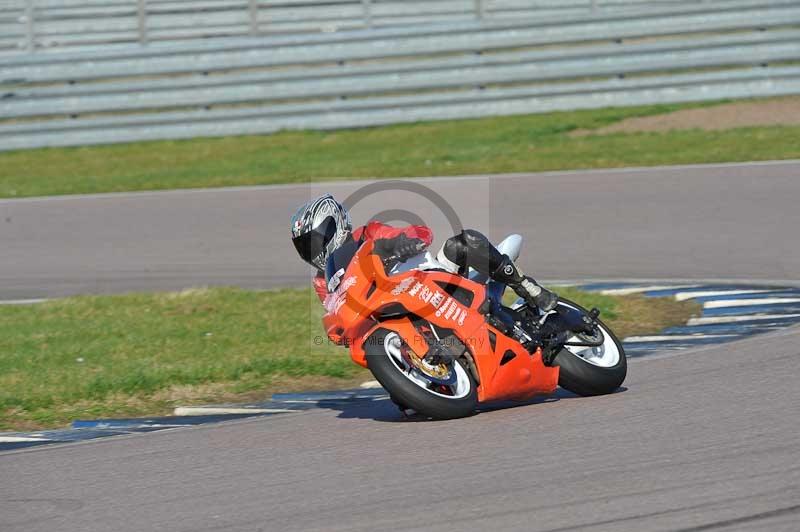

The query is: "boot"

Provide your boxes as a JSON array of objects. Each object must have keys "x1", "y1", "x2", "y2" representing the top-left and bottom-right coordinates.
[
  {"x1": 439, "y1": 229, "x2": 558, "y2": 311},
  {"x1": 493, "y1": 255, "x2": 559, "y2": 312}
]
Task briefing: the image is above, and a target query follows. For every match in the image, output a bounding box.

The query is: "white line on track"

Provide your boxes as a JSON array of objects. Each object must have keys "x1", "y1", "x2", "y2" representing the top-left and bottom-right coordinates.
[
  {"x1": 687, "y1": 313, "x2": 800, "y2": 325},
  {"x1": 0, "y1": 298, "x2": 47, "y2": 305},
  {"x1": 173, "y1": 407, "x2": 295, "y2": 416},
  {"x1": 599, "y1": 285, "x2": 700, "y2": 296},
  {"x1": 673, "y1": 289, "x2": 775, "y2": 301},
  {"x1": 703, "y1": 298, "x2": 800, "y2": 309},
  {"x1": 0, "y1": 436, "x2": 51, "y2": 442},
  {"x1": 624, "y1": 334, "x2": 738, "y2": 343}
]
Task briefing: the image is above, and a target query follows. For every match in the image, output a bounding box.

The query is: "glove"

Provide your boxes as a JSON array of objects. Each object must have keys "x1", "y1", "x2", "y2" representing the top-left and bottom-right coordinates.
[
  {"x1": 394, "y1": 234, "x2": 427, "y2": 260},
  {"x1": 374, "y1": 234, "x2": 427, "y2": 263}
]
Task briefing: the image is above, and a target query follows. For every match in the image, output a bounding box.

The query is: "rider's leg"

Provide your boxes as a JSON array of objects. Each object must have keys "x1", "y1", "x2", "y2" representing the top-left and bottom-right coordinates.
[{"x1": 436, "y1": 229, "x2": 558, "y2": 311}]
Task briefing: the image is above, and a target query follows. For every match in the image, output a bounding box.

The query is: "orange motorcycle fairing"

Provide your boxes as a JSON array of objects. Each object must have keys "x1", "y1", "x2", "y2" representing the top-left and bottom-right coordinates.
[
  {"x1": 324, "y1": 240, "x2": 559, "y2": 403},
  {"x1": 469, "y1": 325, "x2": 559, "y2": 402}
]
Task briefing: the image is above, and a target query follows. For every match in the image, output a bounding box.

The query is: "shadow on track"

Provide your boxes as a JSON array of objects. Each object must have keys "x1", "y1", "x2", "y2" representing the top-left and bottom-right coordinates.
[{"x1": 312, "y1": 387, "x2": 625, "y2": 422}]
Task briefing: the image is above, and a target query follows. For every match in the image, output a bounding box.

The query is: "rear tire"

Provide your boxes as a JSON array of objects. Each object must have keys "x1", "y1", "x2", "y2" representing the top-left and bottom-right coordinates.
[
  {"x1": 553, "y1": 299, "x2": 627, "y2": 396},
  {"x1": 366, "y1": 328, "x2": 478, "y2": 419}
]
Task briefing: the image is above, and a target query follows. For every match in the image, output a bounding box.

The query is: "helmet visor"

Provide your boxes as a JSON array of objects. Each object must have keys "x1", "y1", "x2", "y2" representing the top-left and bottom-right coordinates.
[{"x1": 292, "y1": 217, "x2": 337, "y2": 268}]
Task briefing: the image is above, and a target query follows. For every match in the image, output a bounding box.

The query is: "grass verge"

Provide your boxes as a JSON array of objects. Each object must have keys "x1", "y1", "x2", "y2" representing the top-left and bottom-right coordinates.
[
  {"x1": 2, "y1": 98, "x2": 799, "y2": 198},
  {"x1": 0, "y1": 286, "x2": 699, "y2": 431}
]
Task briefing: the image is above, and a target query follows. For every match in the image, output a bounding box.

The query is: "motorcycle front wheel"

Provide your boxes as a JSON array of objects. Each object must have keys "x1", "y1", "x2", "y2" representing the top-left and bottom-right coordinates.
[
  {"x1": 365, "y1": 328, "x2": 478, "y2": 419},
  {"x1": 553, "y1": 299, "x2": 627, "y2": 396}
]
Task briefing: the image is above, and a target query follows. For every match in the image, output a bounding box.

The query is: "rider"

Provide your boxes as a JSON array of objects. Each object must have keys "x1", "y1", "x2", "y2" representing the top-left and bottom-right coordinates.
[{"x1": 290, "y1": 194, "x2": 558, "y2": 311}]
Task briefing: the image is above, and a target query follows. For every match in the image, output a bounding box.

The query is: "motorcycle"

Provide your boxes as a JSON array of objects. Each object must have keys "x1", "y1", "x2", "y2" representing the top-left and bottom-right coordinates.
[{"x1": 322, "y1": 234, "x2": 627, "y2": 419}]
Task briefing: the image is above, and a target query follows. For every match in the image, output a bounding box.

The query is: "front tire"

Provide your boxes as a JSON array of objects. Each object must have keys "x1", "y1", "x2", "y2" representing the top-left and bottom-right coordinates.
[
  {"x1": 366, "y1": 328, "x2": 478, "y2": 419},
  {"x1": 553, "y1": 299, "x2": 627, "y2": 396}
]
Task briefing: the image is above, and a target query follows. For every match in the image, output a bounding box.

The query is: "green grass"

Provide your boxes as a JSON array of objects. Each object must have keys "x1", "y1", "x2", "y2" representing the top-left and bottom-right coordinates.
[
  {"x1": 0, "y1": 286, "x2": 699, "y2": 431},
  {"x1": 0, "y1": 287, "x2": 352, "y2": 430},
  {"x1": 2, "y1": 99, "x2": 799, "y2": 198}
]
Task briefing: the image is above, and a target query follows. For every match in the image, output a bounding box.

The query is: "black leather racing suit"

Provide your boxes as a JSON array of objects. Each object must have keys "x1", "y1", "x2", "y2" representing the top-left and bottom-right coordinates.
[{"x1": 438, "y1": 229, "x2": 558, "y2": 311}]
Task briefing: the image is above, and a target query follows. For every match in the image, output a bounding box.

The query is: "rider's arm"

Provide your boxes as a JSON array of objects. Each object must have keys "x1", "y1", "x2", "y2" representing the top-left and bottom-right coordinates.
[
  {"x1": 360, "y1": 221, "x2": 433, "y2": 247},
  {"x1": 362, "y1": 221, "x2": 433, "y2": 262},
  {"x1": 314, "y1": 222, "x2": 433, "y2": 304}
]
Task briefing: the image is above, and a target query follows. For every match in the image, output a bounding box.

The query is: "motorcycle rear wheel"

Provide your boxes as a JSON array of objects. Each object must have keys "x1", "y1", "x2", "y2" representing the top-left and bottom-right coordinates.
[
  {"x1": 553, "y1": 299, "x2": 627, "y2": 396},
  {"x1": 365, "y1": 328, "x2": 478, "y2": 419}
]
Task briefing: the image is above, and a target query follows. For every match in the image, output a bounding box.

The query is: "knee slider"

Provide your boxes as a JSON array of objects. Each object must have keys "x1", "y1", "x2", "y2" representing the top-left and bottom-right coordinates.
[
  {"x1": 462, "y1": 229, "x2": 492, "y2": 252},
  {"x1": 442, "y1": 234, "x2": 468, "y2": 267}
]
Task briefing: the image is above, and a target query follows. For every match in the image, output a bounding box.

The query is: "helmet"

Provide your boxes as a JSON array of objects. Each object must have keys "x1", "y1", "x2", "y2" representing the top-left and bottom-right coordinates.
[{"x1": 291, "y1": 194, "x2": 353, "y2": 270}]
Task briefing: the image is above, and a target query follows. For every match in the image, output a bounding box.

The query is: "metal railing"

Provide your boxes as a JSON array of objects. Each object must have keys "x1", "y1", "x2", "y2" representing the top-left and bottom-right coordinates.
[
  {"x1": 1, "y1": 0, "x2": 706, "y2": 53},
  {"x1": 1, "y1": 0, "x2": 799, "y2": 151}
]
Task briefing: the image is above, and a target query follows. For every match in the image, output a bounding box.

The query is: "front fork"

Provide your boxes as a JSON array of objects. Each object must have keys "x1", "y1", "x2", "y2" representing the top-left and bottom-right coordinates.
[{"x1": 540, "y1": 306, "x2": 603, "y2": 366}]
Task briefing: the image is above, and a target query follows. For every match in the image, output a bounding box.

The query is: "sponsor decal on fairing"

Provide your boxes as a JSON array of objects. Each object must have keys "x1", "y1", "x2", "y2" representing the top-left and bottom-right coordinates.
[{"x1": 324, "y1": 275, "x2": 358, "y2": 315}]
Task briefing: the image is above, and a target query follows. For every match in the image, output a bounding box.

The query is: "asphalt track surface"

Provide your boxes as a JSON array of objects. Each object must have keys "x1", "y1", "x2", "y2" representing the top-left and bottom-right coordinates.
[
  {"x1": 2, "y1": 160, "x2": 800, "y2": 299},
  {"x1": 2, "y1": 161, "x2": 800, "y2": 531}
]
